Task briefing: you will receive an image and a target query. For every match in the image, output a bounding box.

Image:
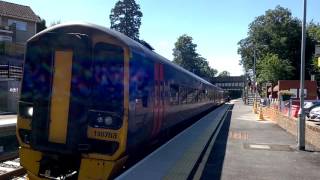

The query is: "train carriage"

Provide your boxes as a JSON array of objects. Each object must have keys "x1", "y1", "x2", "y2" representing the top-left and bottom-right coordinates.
[{"x1": 16, "y1": 22, "x2": 226, "y2": 179}]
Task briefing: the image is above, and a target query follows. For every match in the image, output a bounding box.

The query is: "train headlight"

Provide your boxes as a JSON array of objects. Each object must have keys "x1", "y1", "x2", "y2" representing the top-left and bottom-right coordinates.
[
  {"x1": 104, "y1": 116, "x2": 113, "y2": 126},
  {"x1": 27, "y1": 107, "x2": 33, "y2": 116},
  {"x1": 88, "y1": 110, "x2": 122, "y2": 129},
  {"x1": 18, "y1": 102, "x2": 33, "y2": 119}
]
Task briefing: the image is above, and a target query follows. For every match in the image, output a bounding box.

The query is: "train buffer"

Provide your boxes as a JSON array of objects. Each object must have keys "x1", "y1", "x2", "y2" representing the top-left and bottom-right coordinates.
[
  {"x1": 117, "y1": 99, "x2": 320, "y2": 180},
  {"x1": 116, "y1": 104, "x2": 231, "y2": 180}
]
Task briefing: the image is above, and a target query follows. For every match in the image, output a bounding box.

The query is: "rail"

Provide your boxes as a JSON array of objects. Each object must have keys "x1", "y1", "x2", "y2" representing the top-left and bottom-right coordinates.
[{"x1": 0, "y1": 151, "x2": 25, "y2": 180}]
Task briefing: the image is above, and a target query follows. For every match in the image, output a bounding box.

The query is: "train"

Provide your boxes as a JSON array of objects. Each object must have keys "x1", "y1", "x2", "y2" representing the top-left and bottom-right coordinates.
[{"x1": 16, "y1": 22, "x2": 227, "y2": 179}]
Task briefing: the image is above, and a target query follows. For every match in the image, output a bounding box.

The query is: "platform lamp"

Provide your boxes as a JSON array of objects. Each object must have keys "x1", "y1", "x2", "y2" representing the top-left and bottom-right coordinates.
[{"x1": 298, "y1": 0, "x2": 307, "y2": 150}]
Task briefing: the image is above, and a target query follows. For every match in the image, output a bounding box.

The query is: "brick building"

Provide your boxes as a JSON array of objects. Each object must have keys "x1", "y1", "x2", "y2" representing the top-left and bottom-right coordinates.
[
  {"x1": 268, "y1": 80, "x2": 318, "y2": 100},
  {"x1": 0, "y1": 0, "x2": 40, "y2": 44}
]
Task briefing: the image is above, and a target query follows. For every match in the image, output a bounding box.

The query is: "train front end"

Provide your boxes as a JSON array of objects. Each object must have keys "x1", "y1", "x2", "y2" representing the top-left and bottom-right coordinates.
[{"x1": 16, "y1": 24, "x2": 130, "y2": 179}]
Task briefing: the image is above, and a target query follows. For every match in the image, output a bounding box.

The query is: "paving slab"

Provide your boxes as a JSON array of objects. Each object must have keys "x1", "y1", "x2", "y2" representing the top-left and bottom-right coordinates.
[
  {"x1": 201, "y1": 99, "x2": 320, "y2": 180},
  {"x1": 0, "y1": 115, "x2": 16, "y2": 127}
]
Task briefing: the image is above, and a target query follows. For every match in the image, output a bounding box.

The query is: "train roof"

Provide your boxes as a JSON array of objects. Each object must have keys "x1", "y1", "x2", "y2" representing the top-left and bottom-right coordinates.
[{"x1": 29, "y1": 22, "x2": 221, "y2": 89}]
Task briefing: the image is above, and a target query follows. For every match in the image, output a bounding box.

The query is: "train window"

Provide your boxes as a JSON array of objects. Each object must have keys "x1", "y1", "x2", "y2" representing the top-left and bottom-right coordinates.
[
  {"x1": 179, "y1": 87, "x2": 187, "y2": 104},
  {"x1": 129, "y1": 52, "x2": 153, "y2": 108},
  {"x1": 21, "y1": 41, "x2": 52, "y2": 102},
  {"x1": 187, "y1": 88, "x2": 192, "y2": 104},
  {"x1": 91, "y1": 43, "x2": 124, "y2": 110},
  {"x1": 194, "y1": 89, "x2": 199, "y2": 103},
  {"x1": 187, "y1": 89, "x2": 197, "y2": 103},
  {"x1": 170, "y1": 84, "x2": 179, "y2": 105}
]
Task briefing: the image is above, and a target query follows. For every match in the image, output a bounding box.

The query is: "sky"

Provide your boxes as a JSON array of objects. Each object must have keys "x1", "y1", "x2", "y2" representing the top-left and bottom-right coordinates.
[{"x1": 6, "y1": 0, "x2": 320, "y2": 75}]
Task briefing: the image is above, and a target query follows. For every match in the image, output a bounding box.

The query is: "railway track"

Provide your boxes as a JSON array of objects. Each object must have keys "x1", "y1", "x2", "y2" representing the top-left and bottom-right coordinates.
[{"x1": 0, "y1": 152, "x2": 26, "y2": 180}]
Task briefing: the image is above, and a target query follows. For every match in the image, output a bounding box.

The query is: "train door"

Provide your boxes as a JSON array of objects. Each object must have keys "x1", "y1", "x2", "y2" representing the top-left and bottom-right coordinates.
[{"x1": 152, "y1": 63, "x2": 164, "y2": 137}]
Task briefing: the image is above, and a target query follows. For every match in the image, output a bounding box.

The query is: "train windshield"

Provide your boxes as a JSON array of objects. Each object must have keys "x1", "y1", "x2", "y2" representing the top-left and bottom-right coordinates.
[
  {"x1": 91, "y1": 43, "x2": 124, "y2": 111},
  {"x1": 20, "y1": 33, "x2": 91, "y2": 103},
  {"x1": 21, "y1": 40, "x2": 52, "y2": 102}
]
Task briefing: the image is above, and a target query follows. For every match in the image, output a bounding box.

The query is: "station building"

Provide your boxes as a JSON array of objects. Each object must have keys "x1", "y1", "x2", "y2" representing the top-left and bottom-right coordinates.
[{"x1": 0, "y1": 0, "x2": 39, "y2": 113}]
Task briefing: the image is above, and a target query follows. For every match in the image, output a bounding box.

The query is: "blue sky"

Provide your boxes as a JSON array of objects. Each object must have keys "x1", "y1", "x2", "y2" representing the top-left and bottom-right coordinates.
[{"x1": 7, "y1": 0, "x2": 320, "y2": 75}]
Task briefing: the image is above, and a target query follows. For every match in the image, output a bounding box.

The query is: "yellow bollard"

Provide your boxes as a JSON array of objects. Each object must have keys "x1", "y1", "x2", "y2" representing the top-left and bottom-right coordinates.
[
  {"x1": 258, "y1": 105, "x2": 264, "y2": 120},
  {"x1": 254, "y1": 100, "x2": 258, "y2": 114}
]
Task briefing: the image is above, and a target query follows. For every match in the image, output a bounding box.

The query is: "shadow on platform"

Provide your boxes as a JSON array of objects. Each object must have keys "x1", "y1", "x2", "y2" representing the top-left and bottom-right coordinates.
[{"x1": 200, "y1": 104, "x2": 234, "y2": 180}]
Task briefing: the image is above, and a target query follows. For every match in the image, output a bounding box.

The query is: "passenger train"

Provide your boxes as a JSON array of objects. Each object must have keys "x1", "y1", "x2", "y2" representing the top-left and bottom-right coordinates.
[{"x1": 16, "y1": 22, "x2": 227, "y2": 179}]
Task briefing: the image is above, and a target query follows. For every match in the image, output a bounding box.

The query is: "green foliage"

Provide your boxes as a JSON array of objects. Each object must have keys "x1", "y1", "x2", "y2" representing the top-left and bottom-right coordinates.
[
  {"x1": 308, "y1": 22, "x2": 320, "y2": 80},
  {"x1": 50, "y1": 20, "x2": 61, "y2": 27},
  {"x1": 238, "y1": 5, "x2": 316, "y2": 80},
  {"x1": 308, "y1": 22, "x2": 320, "y2": 42},
  {"x1": 36, "y1": 18, "x2": 46, "y2": 33},
  {"x1": 109, "y1": 0, "x2": 143, "y2": 40},
  {"x1": 256, "y1": 53, "x2": 294, "y2": 84},
  {"x1": 172, "y1": 34, "x2": 217, "y2": 81},
  {"x1": 173, "y1": 35, "x2": 199, "y2": 70},
  {"x1": 218, "y1": 71, "x2": 231, "y2": 77}
]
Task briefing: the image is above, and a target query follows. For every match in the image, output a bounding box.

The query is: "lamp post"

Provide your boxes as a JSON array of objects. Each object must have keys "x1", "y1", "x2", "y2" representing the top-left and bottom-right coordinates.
[
  {"x1": 253, "y1": 48, "x2": 257, "y2": 92},
  {"x1": 298, "y1": 0, "x2": 307, "y2": 150},
  {"x1": 253, "y1": 48, "x2": 258, "y2": 111}
]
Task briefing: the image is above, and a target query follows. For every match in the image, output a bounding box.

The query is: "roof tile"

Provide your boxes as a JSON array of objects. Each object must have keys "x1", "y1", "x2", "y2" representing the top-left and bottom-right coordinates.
[{"x1": 0, "y1": 0, "x2": 40, "y2": 22}]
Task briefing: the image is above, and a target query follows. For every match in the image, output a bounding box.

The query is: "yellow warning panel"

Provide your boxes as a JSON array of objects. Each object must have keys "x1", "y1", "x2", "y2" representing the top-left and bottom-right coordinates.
[
  {"x1": 49, "y1": 50, "x2": 73, "y2": 144},
  {"x1": 318, "y1": 57, "x2": 320, "y2": 67}
]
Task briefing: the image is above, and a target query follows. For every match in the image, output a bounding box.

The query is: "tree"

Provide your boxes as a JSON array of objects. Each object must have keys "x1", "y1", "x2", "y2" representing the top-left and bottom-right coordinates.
[
  {"x1": 308, "y1": 22, "x2": 320, "y2": 42},
  {"x1": 218, "y1": 71, "x2": 231, "y2": 77},
  {"x1": 173, "y1": 34, "x2": 199, "y2": 71},
  {"x1": 257, "y1": 53, "x2": 294, "y2": 84},
  {"x1": 109, "y1": 0, "x2": 143, "y2": 40},
  {"x1": 172, "y1": 34, "x2": 217, "y2": 80},
  {"x1": 308, "y1": 22, "x2": 320, "y2": 81},
  {"x1": 36, "y1": 17, "x2": 46, "y2": 33},
  {"x1": 50, "y1": 20, "x2": 61, "y2": 27},
  {"x1": 238, "y1": 6, "x2": 315, "y2": 80}
]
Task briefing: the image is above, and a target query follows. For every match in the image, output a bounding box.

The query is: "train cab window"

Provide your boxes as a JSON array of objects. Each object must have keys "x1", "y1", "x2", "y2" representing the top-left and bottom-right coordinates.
[{"x1": 91, "y1": 43, "x2": 124, "y2": 110}]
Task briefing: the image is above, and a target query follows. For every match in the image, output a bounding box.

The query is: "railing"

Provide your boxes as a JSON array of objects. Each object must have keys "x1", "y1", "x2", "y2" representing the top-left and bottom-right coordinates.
[
  {"x1": 262, "y1": 98, "x2": 300, "y2": 118},
  {"x1": 0, "y1": 64, "x2": 23, "y2": 80},
  {"x1": 0, "y1": 42, "x2": 25, "y2": 58},
  {"x1": 0, "y1": 25, "x2": 10, "y2": 31}
]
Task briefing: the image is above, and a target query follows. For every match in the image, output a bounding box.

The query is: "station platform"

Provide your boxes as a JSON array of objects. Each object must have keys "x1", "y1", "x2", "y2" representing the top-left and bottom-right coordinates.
[
  {"x1": 0, "y1": 115, "x2": 17, "y2": 128},
  {"x1": 200, "y1": 99, "x2": 320, "y2": 180},
  {"x1": 117, "y1": 104, "x2": 230, "y2": 180}
]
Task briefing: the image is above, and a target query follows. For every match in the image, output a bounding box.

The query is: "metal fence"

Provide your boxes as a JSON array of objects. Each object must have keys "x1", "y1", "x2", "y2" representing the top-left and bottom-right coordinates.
[
  {"x1": 262, "y1": 98, "x2": 300, "y2": 118},
  {"x1": 0, "y1": 64, "x2": 23, "y2": 80}
]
